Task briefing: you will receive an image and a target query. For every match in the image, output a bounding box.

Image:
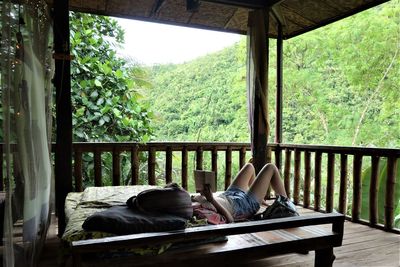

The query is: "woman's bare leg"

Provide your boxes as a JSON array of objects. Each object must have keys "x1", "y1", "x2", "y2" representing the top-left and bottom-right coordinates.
[
  {"x1": 227, "y1": 163, "x2": 255, "y2": 191},
  {"x1": 248, "y1": 163, "x2": 287, "y2": 203}
]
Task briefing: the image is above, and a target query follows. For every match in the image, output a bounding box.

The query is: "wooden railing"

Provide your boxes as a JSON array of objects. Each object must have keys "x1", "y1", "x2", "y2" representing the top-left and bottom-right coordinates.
[
  {"x1": 68, "y1": 142, "x2": 399, "y2": 232},
  {"x1": 1, "y1": 142, "x2": 399, "y2": 232},
  {"x1": 70, "y1": 142, "x2": 251, "y2": 192}
]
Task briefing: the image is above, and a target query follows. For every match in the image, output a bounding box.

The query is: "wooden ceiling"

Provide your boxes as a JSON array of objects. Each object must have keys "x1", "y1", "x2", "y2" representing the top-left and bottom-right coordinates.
[{"x1": 46, "y1": 0, "x2": 390, "y2": 39}]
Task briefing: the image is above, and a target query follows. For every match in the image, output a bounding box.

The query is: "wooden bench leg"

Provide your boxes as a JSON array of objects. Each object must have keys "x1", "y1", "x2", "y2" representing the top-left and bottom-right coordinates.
[{"x1": 315, "y1": 247, "x2": 335, "y2": 267}]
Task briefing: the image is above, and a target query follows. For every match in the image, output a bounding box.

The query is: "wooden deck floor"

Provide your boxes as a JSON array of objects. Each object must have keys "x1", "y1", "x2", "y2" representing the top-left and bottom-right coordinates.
[{"x1": 39, "y1": 210, "x2": 400, "y2": 267}]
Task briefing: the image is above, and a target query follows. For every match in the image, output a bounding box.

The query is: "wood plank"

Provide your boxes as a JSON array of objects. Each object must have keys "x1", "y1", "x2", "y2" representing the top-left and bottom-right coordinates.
[
  {"x1": 225, "y1": 147, "x2": 232, "y2": 190},
  {"x1": 212, "y1": 148, "x2": 218, "y2": 190},
  {"x1": 54, "y1": 0, "x2": 72, "y2": 234},
  {"x1": 148, "y1": 148, "x2": 156, "y2": 185},
  {"x1": 303, "y1": 151, "x2": 311, "y2": 208},
  {"x1": 130, "y1": 146, "x2": 139, "y2": 185},
  {"x1": 73, "y1": 149, "x2": 83, "y2": 192},
  {"x1": 181, "y1": 147, "x2": 188, "y2": 190},
  {"x1": 338, "y1": 154, "x2": 348, "y2": 214},
  {"x1": 166, "y1": 147, "x2": 173, "y2": 184},
  {"x1": 72, "y1": 213, "x2": 344, "y2": 252},
  {"x1": 94, "y1": 150, "x2": 102, "y2": 187},
  {"x1": 326, "y1": 153, "x2": 335, "y2": 213},
  {"x1": 196, "y1": 147, "x2": 203, "y2": 170},
  {"x1": 293, "y1": 149, "x2": 301, "y2": 205},
  {"x1": 284, "y1": 149, "x2": 291, "y2": 199},
  {"x1": 112, "y1": 149, "x2": 120, "y2": 186},
  {"x1": 352, "y1": 154, "x2": 363, "y2": 222},
  {"x1": 385, "y1": 156, "x2": 397, "y2": 230},
  {"x1": 239, "y1": 147, "x2": 247, "y2": 169},
  {"x1": 314, "y1": 152, "x2": 322, "y2": 212},
  {"x1": 369, "y1": 156, "x2": 379, "y2": 225}
]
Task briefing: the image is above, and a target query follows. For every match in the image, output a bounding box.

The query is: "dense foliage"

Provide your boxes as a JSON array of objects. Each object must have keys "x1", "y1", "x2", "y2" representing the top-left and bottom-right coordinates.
[
  {"x1": 148, "y1": 2, "x2": 399, "y2": 149},
  {"x1": 70, "y1": 12, "x2": 153, "y2": 142}
]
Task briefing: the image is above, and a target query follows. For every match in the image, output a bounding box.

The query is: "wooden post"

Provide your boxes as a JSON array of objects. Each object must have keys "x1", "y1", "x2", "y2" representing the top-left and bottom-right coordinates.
[
  {"x1": 0, "y1": 145, "x2": 3, "y2": 191},
  {"x1": 54, "y1": 0, "x2": 72, "y2": 235},
  {"x1": 94, "y1": 150, "x2": 102, "y2": 187},
  {"x1": 181, "y1": 147, "x2": 188, "y2": 190},
  {"x1": 196, "y1": 147, "x2": 203, "y2": 170},
  {"x1": 314, "y1": 152, "x2": 322, "y2": 211},
  {"x1": 326, "y1": 153, "x2": 335, "y2": 213},
  {"x1": 73, "y1": 149, "x2": 83, "y2": 192},
  {"x1": 352, "y1": 154, "x2": 362, "y2": 222},
  {"x1": 130, "y1": 146, "x2": 139, "y2": 185},
  {"x1": 225, "y1": 147, "x2": 232, "y2": 190},
  {"x1": 148, "y1": 148, "x2": 156, "y2": 185},
  {"x1": 293, "y1": 149, "x2": 301, "y2": 205},
  {"x1": 166, "y1": 147, "x2": 173, "y2": 184},
  {"x1": 283, "y1": 149, "x2": 291, "y2": 199},
  {"x1": 369, "y1": 156, "x2": 379, "y2": 225},
  {"x1": 250, "y1": 10, "x2": 269, "y2": 175},
  {"x1": 338, "y1": 154, "x2": 348, "y2": 214},
  {"x1": 112, "y1": 149, "x2": 120, "y2": 186},
  {"x1": 385, "y1": 157, "x2": 397, "y2": 230},
  {"x1": 212, "y1": 148, "x2": 218, "y2": 190},
  {"x1": 303, "y1": 151, "x2": 311, "y2": 208},
  {"x1": 275, "y1": 22, "x2": 283, "y2": 170},
  {"x1": 239, "y1": 147, "x2": 246, "y2": 169}
]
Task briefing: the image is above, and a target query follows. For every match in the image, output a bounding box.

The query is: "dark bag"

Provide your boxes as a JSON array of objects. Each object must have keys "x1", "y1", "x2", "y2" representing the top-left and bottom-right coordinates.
[
  {"x1": 126, "y1": 183, "x2": 193, "y2": 219},
  {"x1": 260, "y1": 195, "x2": 299, "y2": 219}
]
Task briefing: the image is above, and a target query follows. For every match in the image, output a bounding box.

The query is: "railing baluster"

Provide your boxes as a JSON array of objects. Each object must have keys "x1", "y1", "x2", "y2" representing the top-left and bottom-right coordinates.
[
  {"x1": 196, "y1": 147, "x2": 203, "y2": 170},
  {"x1": 266, "y1": 146, "x2": 272, "y2": 164},
  {"x1": 326, "y1": 153, "x2": 335, "y2": 213},
  {"x1": 130, "y1": 146, "x2": 139, "y2": 185},
  {"x1": 314, "y1": 151, "x2": 322, "y2": 211},
  {"x1": 212, "y1": 148, "x2": 218, "y2": 190},
  {"x1": 166, "y1": 147, "x2": 173, "y2": 184},
  {"x1": 283, "y1": 149, "x2": 291, "y2": 199},
  {"x1": 369, "y1": 156, "x2": 380, "y2": 225},
  {"x1": 112, "y1": 149, "x2": 120, "y2": 186},
  {"x1": 275, "y1": 147, "x2": 282, "y2": 170},
  {"x1": 181, "y1": 147, "x2": 188, "y2": 190},
  {"x1": 239, "y1": 147, "x2": 246, "y2": 169},
  {"x1": 352, "y1": 154, "x2": 363, "y2": 222},
  {"x1": 94, "y1": 149, "x2": 102, "y2": 187},
  {"x1": 74, "y1": 149, "x2": 83, "y2": 192},
  {"x1": 225, "y1": 146, "x2": 232, "y2": 190},
  {"x1": 0, "y1": 145, "x2": 3, "y2": 191},
  {"x1": 148, "y1": 148, "x2": 156, "y2": 185},
  {"x1": 339, "y1": 154, "x2": 348, "y2": 214},
  {"x1": 303, "y1": 151, "x2": 311, "y2": 208},
  {"x1": 293, "y1": 149, "x2": 301, "y2": 205},
  {"x1": 385, "y1": 156, "x2": 397, "y2": 230}
]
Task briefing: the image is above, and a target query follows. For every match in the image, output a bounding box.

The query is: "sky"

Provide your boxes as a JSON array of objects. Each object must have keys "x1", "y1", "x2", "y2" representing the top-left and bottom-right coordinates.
[{"x1": 115, "y1": 18, "x2": 242, "y2": 66}]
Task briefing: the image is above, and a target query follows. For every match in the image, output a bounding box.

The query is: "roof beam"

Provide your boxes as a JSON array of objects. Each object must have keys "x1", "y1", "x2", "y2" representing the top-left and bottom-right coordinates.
[{"x1": 201, "y1": 0, "x2": 285, "y2": 9}]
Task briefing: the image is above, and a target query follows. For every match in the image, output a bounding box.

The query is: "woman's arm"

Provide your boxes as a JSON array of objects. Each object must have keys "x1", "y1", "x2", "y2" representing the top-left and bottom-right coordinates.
[{"x1": 202, "y1": 185, "x2": 234, "y2": 223}]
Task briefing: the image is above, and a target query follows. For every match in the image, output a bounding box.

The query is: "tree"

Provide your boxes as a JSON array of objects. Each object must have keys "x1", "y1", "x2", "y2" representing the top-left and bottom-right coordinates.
[{"x1": 70, "y1": 12, "x2": 153, "y2": 142}]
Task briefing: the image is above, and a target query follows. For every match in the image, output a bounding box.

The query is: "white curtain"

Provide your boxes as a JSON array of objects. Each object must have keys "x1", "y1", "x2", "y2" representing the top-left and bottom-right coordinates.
[
  {"x1": 1, "y1": 0, "x2": 53, "y2": 266},
  {"x1": 246, "y1": 10, "x2": 269, "y2": 154}
]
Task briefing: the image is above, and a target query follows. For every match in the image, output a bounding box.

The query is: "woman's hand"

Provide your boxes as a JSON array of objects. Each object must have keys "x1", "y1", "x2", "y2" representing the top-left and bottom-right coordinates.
[{"x1": 202, "y1": 184, "x2": 214, "y2": 202}]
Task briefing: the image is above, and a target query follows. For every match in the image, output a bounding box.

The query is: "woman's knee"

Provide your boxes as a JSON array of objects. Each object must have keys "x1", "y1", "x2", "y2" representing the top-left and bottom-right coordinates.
[{"x1": 259, "y1": 163, "x2": 278, "y2": 175}]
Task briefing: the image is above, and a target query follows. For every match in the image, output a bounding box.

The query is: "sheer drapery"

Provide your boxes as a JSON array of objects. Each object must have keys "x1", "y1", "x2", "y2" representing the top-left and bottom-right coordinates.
[
  {"x1": 1, "y1": 0, "x2": 53, "y2": 266},
  {"x1": 246, "y1": 10, "x2": 269, "y2": 155}
]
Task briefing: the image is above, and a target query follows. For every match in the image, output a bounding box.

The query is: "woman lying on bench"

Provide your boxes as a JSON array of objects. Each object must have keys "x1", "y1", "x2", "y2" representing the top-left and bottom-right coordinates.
[{"x1": 193, "y1": 163, "x2": 298, "y2": 223}]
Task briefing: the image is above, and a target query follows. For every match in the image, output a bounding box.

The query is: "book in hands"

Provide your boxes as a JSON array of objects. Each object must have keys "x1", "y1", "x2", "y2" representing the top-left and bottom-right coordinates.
[{"x1": 194, "y1": 170, "x2": 216, "y2": 193}]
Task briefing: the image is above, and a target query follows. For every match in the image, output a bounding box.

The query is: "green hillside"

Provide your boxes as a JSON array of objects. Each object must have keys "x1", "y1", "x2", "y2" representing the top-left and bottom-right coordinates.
[{"x1": 147, "y1": 1, "x2": 399, "y2": 148}]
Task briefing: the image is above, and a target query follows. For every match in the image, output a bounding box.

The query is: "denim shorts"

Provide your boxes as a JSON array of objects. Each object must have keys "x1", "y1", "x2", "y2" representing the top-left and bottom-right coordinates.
[{"x1": 221, "y1": 186, "x2": 260, "y2": 220}]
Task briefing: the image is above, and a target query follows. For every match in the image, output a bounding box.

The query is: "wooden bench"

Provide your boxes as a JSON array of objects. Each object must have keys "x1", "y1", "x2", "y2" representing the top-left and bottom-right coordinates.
[{"x1": 71, "y1": 213, "x2": 344, "y2": 267}]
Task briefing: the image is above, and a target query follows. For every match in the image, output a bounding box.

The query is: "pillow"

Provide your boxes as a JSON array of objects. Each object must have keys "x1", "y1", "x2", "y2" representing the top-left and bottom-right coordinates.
[
  {"x1": 127, "y1": 183, "x2": 193, "y2": 219},
  {"x1": 82, "y1": 205, "x2": 187, "y2": 235}
]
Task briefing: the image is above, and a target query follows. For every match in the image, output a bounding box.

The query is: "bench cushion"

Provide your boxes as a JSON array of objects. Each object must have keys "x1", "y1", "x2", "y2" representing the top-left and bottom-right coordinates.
[{"x1": 82, "y1": 205, "x2": 188, "y2": 235}]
